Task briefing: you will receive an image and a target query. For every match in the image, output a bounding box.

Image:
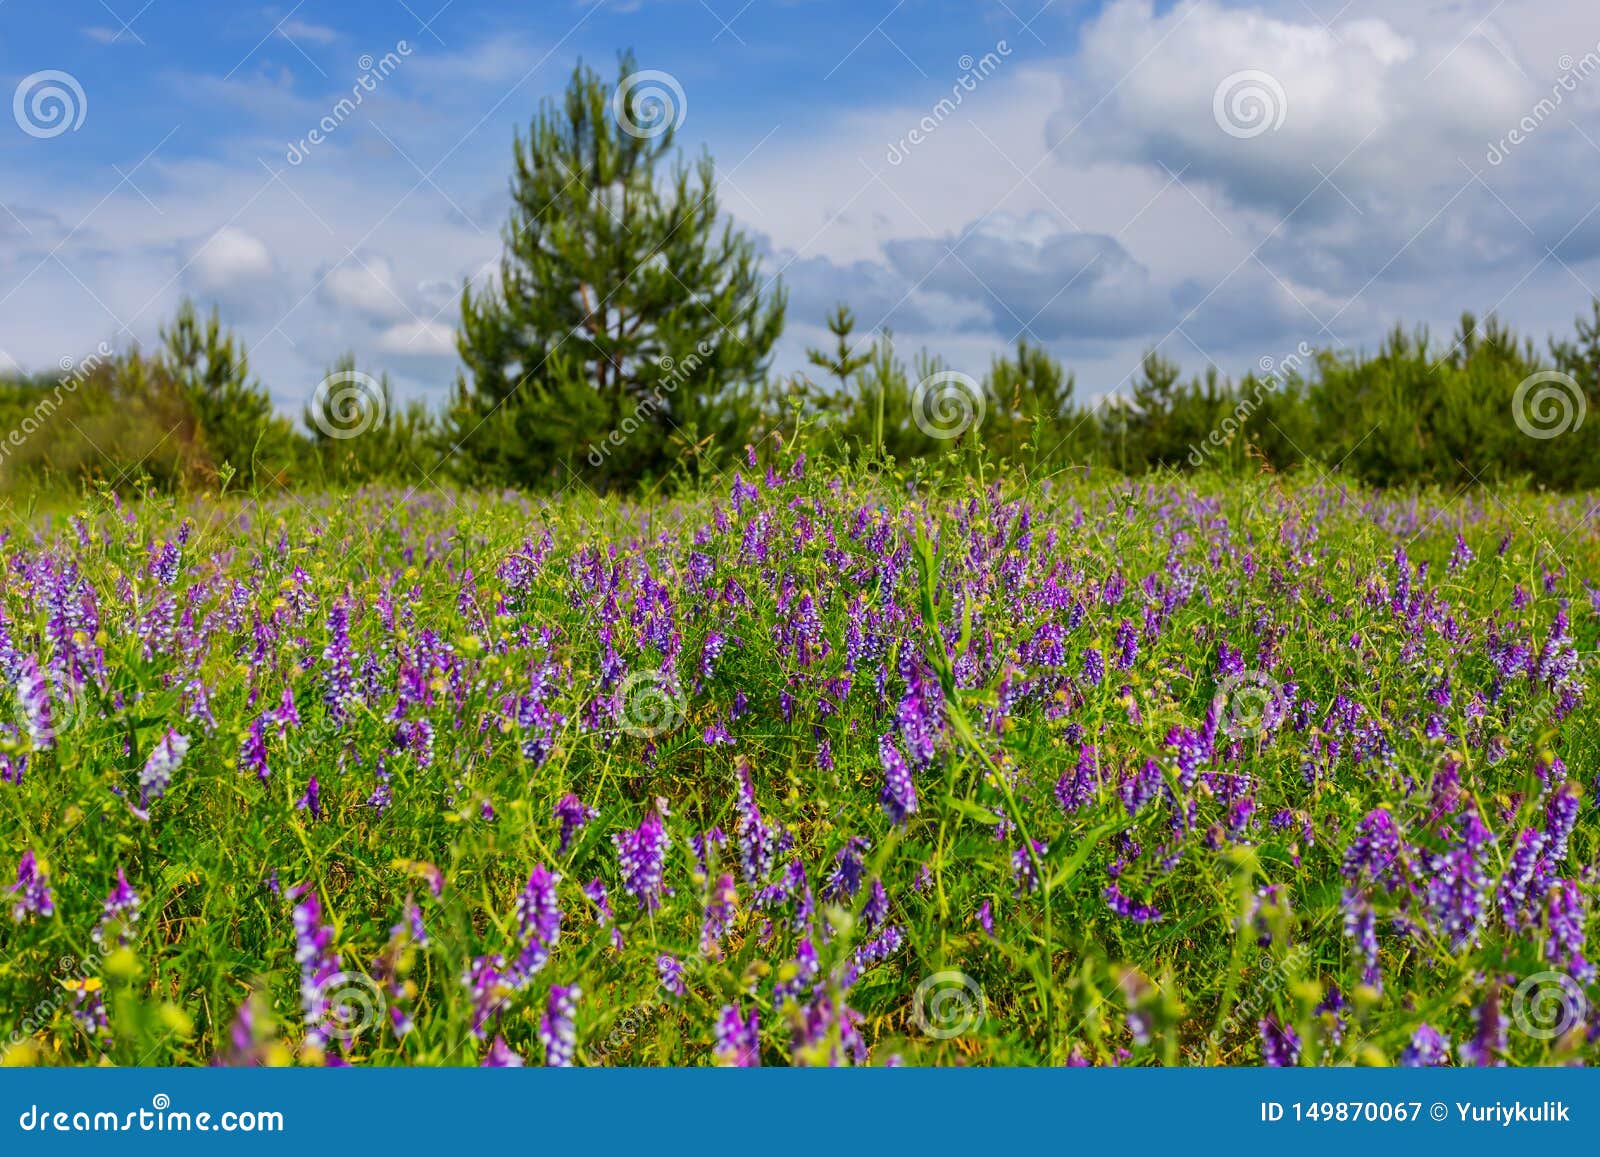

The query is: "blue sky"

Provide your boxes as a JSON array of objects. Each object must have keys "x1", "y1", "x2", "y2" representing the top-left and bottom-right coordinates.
[{"x1": 3, "y1": 1, "x2": 1599, "y2": 415}]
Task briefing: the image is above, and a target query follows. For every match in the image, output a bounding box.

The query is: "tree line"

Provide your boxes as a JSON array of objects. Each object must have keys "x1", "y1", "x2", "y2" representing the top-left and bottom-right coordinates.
[{"x1": 2, "y1": 55, "x2": 1597, "y2": 498}]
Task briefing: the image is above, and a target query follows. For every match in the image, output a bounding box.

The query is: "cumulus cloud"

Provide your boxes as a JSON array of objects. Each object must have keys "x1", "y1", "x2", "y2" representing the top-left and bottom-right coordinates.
[
  {"x1": 1051, "y1": 0, "x2": 1531, "y2": 216},
  {"x1": 182, "y1": 227, "x2": 285, "y2": 321},
  {"x1": 884, "y1": 213, "x2": 1168, "y2": 342},
  {"x1": 320, "y1": 255, "x2": 411, "y2": 323},
  {"x1": 768, "y1": 247, "x2": 937, "y2": 336},
  {"x1": 12, "y1": 0, "x2": 1600, "y2": 409},
  {"x1": 377, "y1": 319, "x2": 457, "y2": 359}
]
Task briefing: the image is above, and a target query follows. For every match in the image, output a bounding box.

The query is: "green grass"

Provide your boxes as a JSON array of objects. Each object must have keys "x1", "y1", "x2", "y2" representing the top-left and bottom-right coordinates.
[{"x1": 1, "y1": 467, "x2": 1595, "y2": 1067}]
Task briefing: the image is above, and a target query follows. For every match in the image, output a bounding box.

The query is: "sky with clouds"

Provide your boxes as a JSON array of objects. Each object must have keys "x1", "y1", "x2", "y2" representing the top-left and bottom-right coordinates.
[{"x1": 2, "y1": 0, "x2": 1599, "y2": 416}]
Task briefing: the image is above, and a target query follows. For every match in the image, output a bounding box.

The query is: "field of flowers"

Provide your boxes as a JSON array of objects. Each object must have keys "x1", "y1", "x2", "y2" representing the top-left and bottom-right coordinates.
[{"x1": 1, "y1": 460, "x2": 1596, "y2": 1067}]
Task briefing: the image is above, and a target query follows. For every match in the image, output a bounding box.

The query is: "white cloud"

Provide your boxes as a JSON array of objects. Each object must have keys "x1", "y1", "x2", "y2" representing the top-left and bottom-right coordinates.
[
  {"x1": 11, "y1": 5, "x2": 1600, "y2": 414},
  {"x1": 182, "y1": 227, "x2": 285, "y2": 321},
  {"x1": 406, "y1": 35, "x2": 544, "y2": 87},
  {"x1": 280, "y1": 19, "x2": 339, "y2": 46},
  {"x1": 377, "y1": 319, "x2": 457, "y2": 359},
  {"x1": 321, "y1": 255, "x2": 411, "y2": 323},
  {"x1": 1051, "y1": 0, "x2": 1530, "y2": 214}
]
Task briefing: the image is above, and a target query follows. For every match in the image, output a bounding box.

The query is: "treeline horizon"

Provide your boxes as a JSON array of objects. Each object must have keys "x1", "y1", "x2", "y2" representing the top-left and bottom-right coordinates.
[
  {"x1": 3, "y1": 296, "x2": 1598, "y2": 499},
  {"x1": 2, "y1": 54, "x2": 1598, "y2": 500}
]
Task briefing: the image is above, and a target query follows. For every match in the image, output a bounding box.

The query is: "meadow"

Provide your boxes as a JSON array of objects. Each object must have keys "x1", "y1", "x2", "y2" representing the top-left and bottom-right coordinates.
[{"x1": 1, "y1": 461, "x2": 1595, "y2": 1067}]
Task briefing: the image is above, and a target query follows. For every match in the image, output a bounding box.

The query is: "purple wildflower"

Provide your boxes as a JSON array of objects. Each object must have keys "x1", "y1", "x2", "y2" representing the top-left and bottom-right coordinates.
[
  {"x1": 290, "y1": 887, "x2": 344, "y2": 1051},
  {"x1": 612, "y1": 806, "x2": 672, "y2": 911},
  {"x1": 462, "y1": 953, "x2": 512, "y2": 1040},
  {"x1": 714, "y1": 1003, "x2": 760, "y2": 1067},
  {"x1": 823, "y1": 836, "x2": 869, "y2": 902},
  {"x1": 1119, "y1": 758, "x2": 1163, "y2": 817},
  {"x1": 774, "y1": 939, "x2": 819, "y2": 1006},
  {"x1": 481, "y1": 1036, "x2": 526, "y2": 1067},
  {"x1": 1259, "y1": 1015, "x2": 1300, "y2": 1066},
  {"x1": 539, "y1": 984, "x2": 580, "y2": 1067},
  {"x1": 1012, "y1": 839, "x2": 1047, "y2": 895},
  {"x1": 878, "y1": 733, "x2": 917, "y2": 825},
  {"x1": 862, "y1": 878, "x2": 889, "y2": 928},
  {"x1": 239, "y1": 717, "x2": 269, "y2": 783},
  {"x1": 295, "y1": 775, "x2": 322, "y2": 820},
  {"x1": 1104, "y1": 883, "x2": 1162, "y2": 923},
  {"x1": 790, "y1": 993, "x2": 867, "y2": 1066},
  {"x1": 554, "y1": 793, "x2": 598, "y2": 853},
  {"x1": 1400, "y1": 1023, "x2": 1450, "y2": 1066},
  {"x1": 1341, "y1": 808, "x2": 1403, "y2": 892},
  {"x1": 9, "y1": 850, "x2": 54, "y2": 921},
  {"x1": 1055, "y1": 744, "x2": 1099, "y2": 814},
  {"x1": 137, "y1": 729, "x2": 190, "y2": 815},
  {"x1": 66, "y1": 979, "x2": 112, "y2": 1047},
  {"x1": 734, "y1": 758, "x2": 777, "y2": 886},
  {"x1": 1458, "y1": 992, "x2": 1507, "y2": 1067},
  {"x1": 272, "y1": 685, "x2": 301, "y2": 735},
  {"x1": 1342, "y1": 893, "x2": 1381, "y2": 990},
  {"x1": 1498, "y1": 828, "x2": 1547, "y2": 931},
  {"x1": 1543, "y1": 782, "x2": 1579, "y2": 865},
  {"x1": 700, "y1": 873, "x2": 737, "y2": 957},
  {"x1": 1114, "y1": 618, "x2": 1138, "y2": 670},
  {"x1": 657, "y1": 953, "x2": 686, "y2": 997},
  {"x1": 93, "y1": 867, "x2": 141, "y2": 949},
  {"x1": 322, "y1": 601, "x2": 357, "y2": 720},
  {"x1": 510, "y1": 865, "x2": 562, "y2": 986},
  {"x1": 15, "y1": 656, "x2": 53, "y2": 750},
  {"x1": 1546, "y1": 880, "x2": 1591, "y2": 980},
  {"x1": 584, "y1": 878, "x2": 622, "y2": 950},
  {"x1": 839, "y1": 924, "x2": 904, "y2": 988}
]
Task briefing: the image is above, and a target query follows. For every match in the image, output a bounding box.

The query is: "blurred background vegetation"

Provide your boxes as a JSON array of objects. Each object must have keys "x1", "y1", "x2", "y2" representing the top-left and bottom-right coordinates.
[{"x1": 3, "y1": 56, "x2": 1598, "y2": 502}]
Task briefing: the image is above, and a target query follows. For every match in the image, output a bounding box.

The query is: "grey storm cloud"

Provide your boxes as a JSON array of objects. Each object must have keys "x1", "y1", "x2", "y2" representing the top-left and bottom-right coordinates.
[{"x1": 882, "y1": 217, "x2": 1169, "y2": 342}]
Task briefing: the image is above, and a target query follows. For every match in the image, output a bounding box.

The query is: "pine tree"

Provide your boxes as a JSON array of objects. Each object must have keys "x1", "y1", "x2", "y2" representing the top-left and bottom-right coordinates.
[
  {"x1": 983, "y1": 338, "x2": 1076, "y2": 461},
  {"x1": 806, "y1": 304, "x2": 873, "y2": 389},
  {"x1": 450, "y1": 53, "x2": 785, "y2": 490},
  {"x1": 160, "y1": 299, "x2": 293, "y2": 488}
]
